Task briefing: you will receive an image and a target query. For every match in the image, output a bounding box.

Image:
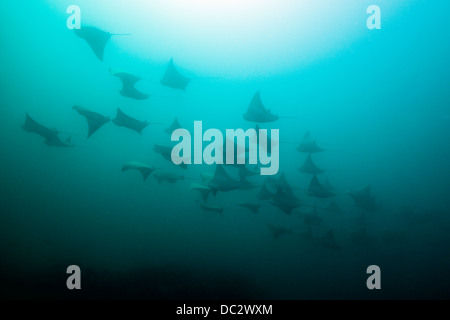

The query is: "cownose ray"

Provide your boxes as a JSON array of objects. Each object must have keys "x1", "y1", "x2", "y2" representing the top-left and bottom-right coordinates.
[
  {"x1": 298, "y1": 228, "x2": 341, "y2": 250},
  {"x1": 297, "y1": 131, "x2": 324, "y2": 153},
  {"x1": 112, "y1": 108, "x2": 149, "y2": 134},
  {"x1": 301, "y1": 205, "x2": 323, "y2": 227},
  {"x1": 160, "y1": 58, "x2": 191, "y2": 91},
  {"x1": 22, "y1": 113, "x2": 73, "y2": 147},
  {"x1": 299, "y1": 154, "x2": 325, "y2": 174},
  {"x1": 348, "y1": 184, "x2": 377, "y2": 211},
  {"x1": 121, "y1": 161, "x2": 155, "y2": 182},
  {"x1": 196, "y1": 200, "x2": 241, "y2": 215},
  {"x1": 269, "y1": 173, "x2": 330, "y2": 209},
  {"x1": 317, "y1": 229, "x2": 341, "y2": 250},
  {"x1": 189, "y1": 183, "x2": 211, "y2": 202},
  {"x1": 153, "y1": 171, "x2": 184, "y2": 184},
  {"x1": 271, "y1": 187, "x2": 301, "y2": 214},
  {"x1": 306, "y1": 175, "x2": 336, "y2": 198},
  {"x1": 153, "y1": 144, "x2": 172, "y2": 161},
  {"x1": 74, "y1": 26, "x2": 130, "y2": 61},
  {"x1": 243, "y1": 91, "x2": 279, "y2": 123},
  {"x1": 165, "y1": 117, "x2": 182, "y2": 134},
  {"x1": 238, "y1": 201, "x2": 261, "y2": 213},
  {"x1": 267, "y1": 223, "x2": 294, "y2": 239},
  {"x1": 267, "y1": 172, "x2": 295, "y2": 193},
  {"x1": 110, "y1": 68, "x2": 150, "y2": 100},
  {"x1": 197, "y1": 200, "x2": 224, "y2": 215},
  {"x1": 153, "y1": 144, "x2": 188, "y2": 169},
  {"x1": 208, "y1": 164, "x2": 243, "y2": 196},
  {"x1": 72, "y1": 105, "x2": 110, "y2": 138}
]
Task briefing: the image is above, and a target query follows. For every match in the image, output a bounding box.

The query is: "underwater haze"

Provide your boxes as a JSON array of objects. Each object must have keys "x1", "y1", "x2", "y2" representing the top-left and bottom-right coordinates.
[{"x1": 1, "y1": 0, "x2": 450, "y2": 299}]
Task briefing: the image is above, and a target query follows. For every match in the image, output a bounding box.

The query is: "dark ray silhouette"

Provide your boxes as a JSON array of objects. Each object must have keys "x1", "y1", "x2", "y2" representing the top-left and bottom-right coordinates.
[
  {"x1": 72, "y1": 105, "x2": 110, "y2": 138},
  {"x1": 271, "y1": 188, "x2": 301, "y2": 214},
  {"x1": 190, "y1": 183, "x2": 211, "y2": 202},
  {"x1": 197, "y1": 201, "x2": 224, "y2": 214},
  {"x1": 243, "y1": 91, "x2": 279, "y2": 123},
  {"x1": 267, "y1": 172, "x2": 294, "y2": 193},
  {"x1": 165, "y1": 117, "x2": 182, "y2": 134},
  {"x1": 299, "y1": 154, "x2": 325, "y2": 174},
  {"x1": 238, "y1": 202, "x2": 261, "y2": 213},
  {"x1": 302, "y1": 206, "x2": 323, "y2": 227},
  {"x1": 22, "y1": 113, "x2": 72, "y2": 147},
  {"x1": 153, "y1": 144, "x2": 188, "y2": 169},
  {"x1": 267, "y1": 224, "x2": 294, "y2": 239},
  {"x1": 297, "y1": 131, "x2": 323, "y2": 153},
  {"x1": 160, "y1": 58, "x2": 191, "y2": 91},
  {"x1": 74, "y1": 27, "x2": 111, "y2": 61},
  {"x1": 318, "y1": 229, "x2": 341, "y2": 250},
  {"x1": 112, "y1": 108, "x2": 149, "y2": 134},
  {"x1": 306, "y1": 175, "x2": 336, "y2": 198},
  {"x1": 121, "y1": 161, "x2": 155, "y2": 181},
  {"x1": 74, "y1": 26, "x2": 130, "y2": 61},
  {"x1": 348, "y1": 184, "x2": 377, "y2": 211},
  {"x1": 110, "y1": 69, "x2": 150, "y2": 100},
  {"x1": 208, "y1": 165, "x2": 242, "y2": 196}
]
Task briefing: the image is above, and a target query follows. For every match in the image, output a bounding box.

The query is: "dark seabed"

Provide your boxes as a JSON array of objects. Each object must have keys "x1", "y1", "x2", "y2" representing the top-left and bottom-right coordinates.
[{"x1": 1, "y1": 0, "x2": 450, "y2": 299}]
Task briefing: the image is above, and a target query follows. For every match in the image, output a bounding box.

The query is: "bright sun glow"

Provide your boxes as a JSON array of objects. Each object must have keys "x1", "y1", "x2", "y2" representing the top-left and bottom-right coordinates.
[{"x1": 52, "y1": 0, "x2": 399, "y2": 77}]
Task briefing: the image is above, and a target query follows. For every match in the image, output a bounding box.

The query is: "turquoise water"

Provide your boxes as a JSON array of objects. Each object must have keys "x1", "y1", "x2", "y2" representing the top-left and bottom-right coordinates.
[{"x1": 1, "y1": 0, "x2": 449, "y2": 299}]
